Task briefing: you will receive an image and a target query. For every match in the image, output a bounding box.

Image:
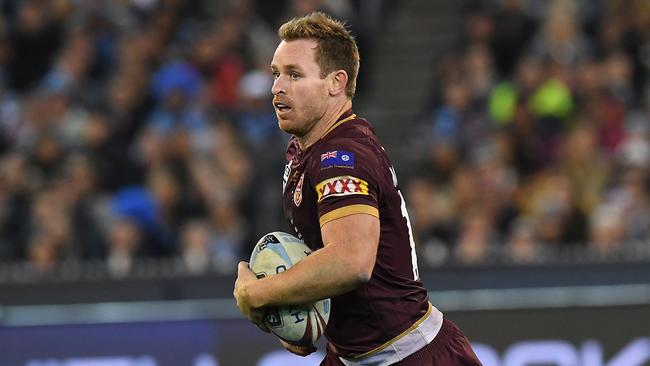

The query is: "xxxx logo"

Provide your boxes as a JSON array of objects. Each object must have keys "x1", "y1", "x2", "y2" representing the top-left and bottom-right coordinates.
[{"x1": 316, "y1": 176, "x2": 369, "y2": 202}]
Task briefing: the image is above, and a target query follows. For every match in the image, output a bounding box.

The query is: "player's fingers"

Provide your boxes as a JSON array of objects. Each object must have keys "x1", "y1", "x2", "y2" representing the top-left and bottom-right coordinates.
[
  {"x1": 237, "y1": 261, "x2": 250, "y2": 273},
  {"x1": 304, "y1": 343, "x2": 317, "y2": 354},
  {"x1": 253, "y1": 320, "x2": 270, "y2": 333},
  {"x1": 280, "y1": 340, "x2": 316, "y2": 356},
  {"x1": 251, "y1": 309, "x2": 270, "y2": 333},
  {"x1": 287, "y1": 346, "x2": 310, "y2": 356},
  {"x1": 293, "y1": 345, "x2": 316, "y2": 356},
  {"x1": 290, "y1": 348, "x2": 310, "y2": 356}
]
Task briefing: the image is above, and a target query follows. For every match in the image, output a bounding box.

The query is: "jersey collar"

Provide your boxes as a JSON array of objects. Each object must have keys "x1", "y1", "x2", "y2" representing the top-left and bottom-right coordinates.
[
  {"x1": 321, "y1": 109, "x2": 356, "y2": 139},
  {"x1": 289, "y1": 109, "x2": 357, "y2": 160}
]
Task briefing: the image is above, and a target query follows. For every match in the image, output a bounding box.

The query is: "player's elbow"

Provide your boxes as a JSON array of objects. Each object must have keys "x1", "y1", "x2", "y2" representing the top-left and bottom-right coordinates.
[
  {"x1": 347, "y1": 248, "x2": 376, "y2": 285},
  {"x1": 349, "y1": 260, "x2": 374, "y2": 285},
  {"x1": 355, "y1": 268, "x2": 372, "y2": 284}
]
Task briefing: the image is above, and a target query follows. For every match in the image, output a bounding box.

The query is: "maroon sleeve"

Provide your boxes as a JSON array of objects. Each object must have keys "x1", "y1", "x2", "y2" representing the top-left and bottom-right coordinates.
[{"x1": 310, "y1": 141, "x2": 381, "y2": 227}]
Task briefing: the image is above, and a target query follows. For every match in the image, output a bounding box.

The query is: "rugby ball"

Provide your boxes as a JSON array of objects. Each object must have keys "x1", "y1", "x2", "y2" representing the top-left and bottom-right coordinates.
[{"x1": 249, "y1": 232, "x2": 330, "y2": 346}]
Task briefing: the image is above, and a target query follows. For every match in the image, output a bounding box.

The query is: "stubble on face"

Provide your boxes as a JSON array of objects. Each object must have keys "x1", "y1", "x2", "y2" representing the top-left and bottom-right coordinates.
[
  {"x1": 279, "y1": 105, "x2": 323, "y2": 138},
  {"x1": 271, "y1": 40, "x2": 329, "y2": 139}
]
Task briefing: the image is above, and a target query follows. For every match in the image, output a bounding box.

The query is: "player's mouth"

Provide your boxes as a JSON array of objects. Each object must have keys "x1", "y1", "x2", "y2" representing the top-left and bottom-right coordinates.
[{"x1": 274, "y1": 101, "x2": 292, "y2": 116}]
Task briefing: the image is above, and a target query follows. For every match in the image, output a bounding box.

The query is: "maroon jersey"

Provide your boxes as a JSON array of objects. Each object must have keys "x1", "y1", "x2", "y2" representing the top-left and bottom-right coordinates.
[{"x1": 282, "y1": 110, "x2": 430, "y2": 358}]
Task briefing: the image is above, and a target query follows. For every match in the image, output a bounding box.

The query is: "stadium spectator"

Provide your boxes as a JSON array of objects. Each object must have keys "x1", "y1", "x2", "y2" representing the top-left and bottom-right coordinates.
[
  {"x1": 106, "y1": 215, "x2": 143, "y2": 277},
  {"x1": 412, "y1": 0, "x2": 649, "y2": 262},
  {"x1": 0, "y1": 152, "x2": 32, "y2": 260},
  {"x1": 180, "y1": 218, "x2": 213, "y2": 274},
  {"x1": 0, "y1": 0, "x2": 647, "y2": 273}
]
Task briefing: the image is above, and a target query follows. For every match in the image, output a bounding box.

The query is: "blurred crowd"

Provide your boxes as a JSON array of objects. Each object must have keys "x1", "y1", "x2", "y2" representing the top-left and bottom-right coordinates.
[
  {"x1": 0, "y1": 0, "x2": 382, "y2": 276},
  {"x1": 1, "y1": 0, "x2": 648, "y2": 276},
  {"x1": 409, "y1": 0, "x2": 650, "y2": 265}
]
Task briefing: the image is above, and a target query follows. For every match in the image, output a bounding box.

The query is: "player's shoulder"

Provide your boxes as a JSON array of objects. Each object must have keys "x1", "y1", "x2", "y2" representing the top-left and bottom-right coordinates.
[
  {"x1": 317, "y1": 116, "x2": 378, "y2": 154},
  {"x1": 334, "y1": 115, "x2": 375, "y2": 138},
  {"x1": 308, "y1": 117, "x2": 383, "y2": 173}
]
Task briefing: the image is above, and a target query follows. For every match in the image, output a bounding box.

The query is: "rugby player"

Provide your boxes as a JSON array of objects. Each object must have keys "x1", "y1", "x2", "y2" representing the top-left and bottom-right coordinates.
[{"x1": 234, "y1": 12, "x2": 482, "y2": 366}]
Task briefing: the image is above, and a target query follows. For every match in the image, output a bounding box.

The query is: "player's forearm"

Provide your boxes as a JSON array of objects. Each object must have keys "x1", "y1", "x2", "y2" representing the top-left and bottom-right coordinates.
[{"x1": 244, "y1": 242, "x2": 369, "y2": 307}]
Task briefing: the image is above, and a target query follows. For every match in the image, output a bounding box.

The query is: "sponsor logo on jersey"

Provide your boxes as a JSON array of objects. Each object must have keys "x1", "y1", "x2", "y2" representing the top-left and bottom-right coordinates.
[
  {"x1": 315, "y1": 175, "x2": 369, "y2": 202},
  {"x1": 293, "y1": 173, "x2": 304, "y2": 207},
  {"x1": 320, "y1": 150, "x2": 355, "y2": 169}
]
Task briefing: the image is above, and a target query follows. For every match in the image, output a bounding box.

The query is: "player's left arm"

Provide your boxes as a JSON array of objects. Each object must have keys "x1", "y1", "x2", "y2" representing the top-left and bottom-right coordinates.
[{"x1": 234, "y1": 211, "x2": 379, "y2": 319}]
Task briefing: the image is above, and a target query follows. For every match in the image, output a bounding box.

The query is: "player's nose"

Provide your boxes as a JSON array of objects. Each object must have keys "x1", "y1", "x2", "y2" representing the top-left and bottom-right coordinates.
[{"x1": 272, "y1": 75, "x2": 286, "y2": 95}]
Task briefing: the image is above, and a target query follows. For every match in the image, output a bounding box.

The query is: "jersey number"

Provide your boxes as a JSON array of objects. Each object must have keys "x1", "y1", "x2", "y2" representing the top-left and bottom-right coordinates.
[{"x1": 390, "y1": 166, "x2": 420, "y2": 280}]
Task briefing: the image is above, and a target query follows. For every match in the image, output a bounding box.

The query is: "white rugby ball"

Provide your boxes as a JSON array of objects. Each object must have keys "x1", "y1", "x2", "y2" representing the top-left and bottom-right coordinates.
[{"x1": 249, "y1": 232, "x2": 330, "y2": 346}]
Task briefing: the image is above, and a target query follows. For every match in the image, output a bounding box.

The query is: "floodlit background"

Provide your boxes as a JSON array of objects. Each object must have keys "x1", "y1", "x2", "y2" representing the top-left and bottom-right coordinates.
[{"x1": 0, "y1": 0, "x2": 649, "y2": 365}]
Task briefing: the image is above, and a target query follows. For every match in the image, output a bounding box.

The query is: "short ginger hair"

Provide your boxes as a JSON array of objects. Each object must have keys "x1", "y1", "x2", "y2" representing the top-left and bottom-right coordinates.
[{"x1": 278, "y1": 12, "x2": 360, "y2": 98}]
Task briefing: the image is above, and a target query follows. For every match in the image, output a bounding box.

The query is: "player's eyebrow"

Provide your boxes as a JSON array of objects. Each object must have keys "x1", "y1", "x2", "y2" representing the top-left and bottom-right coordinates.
[{"x1": 270, "y1": 64, "x2": 303, "y2": 72}]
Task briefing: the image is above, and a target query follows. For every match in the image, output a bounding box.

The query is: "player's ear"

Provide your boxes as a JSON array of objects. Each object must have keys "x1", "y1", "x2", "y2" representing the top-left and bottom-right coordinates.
[{"x1": 329, "y1": 70, "x2": 348, "y2": 97}]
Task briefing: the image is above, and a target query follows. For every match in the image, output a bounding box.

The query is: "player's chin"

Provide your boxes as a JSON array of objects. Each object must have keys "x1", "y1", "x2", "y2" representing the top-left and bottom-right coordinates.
[
  {"x1": 276, "y1": 108, "x2": 294, "y2": 121},
  {"x1": 278, "y1": 119, "x2": 302, "y2": 136}
]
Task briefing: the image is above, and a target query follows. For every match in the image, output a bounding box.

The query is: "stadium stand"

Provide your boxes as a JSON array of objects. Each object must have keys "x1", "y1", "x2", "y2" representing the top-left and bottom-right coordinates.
[{"x1": 0, "y1": 1, "x2": 649, "y2": 365}]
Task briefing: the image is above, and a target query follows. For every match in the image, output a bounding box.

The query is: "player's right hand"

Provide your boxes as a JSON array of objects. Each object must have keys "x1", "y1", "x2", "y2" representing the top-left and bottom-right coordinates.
[
  {"x1": 280, "y1": 339, "x2": 316, "y2": 357},
  {"x1": 234, "y1": 261, "x2": 268, "y2": 332}
]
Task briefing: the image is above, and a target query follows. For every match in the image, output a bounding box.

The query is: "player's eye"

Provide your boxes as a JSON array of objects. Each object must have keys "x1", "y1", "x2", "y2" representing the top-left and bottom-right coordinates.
[
  {"x1": 290, "y1": 72, "x2": 300, "y2": 80},
  {"x1": 272, "y1": 72, "x2": 280, "y2": 80}
]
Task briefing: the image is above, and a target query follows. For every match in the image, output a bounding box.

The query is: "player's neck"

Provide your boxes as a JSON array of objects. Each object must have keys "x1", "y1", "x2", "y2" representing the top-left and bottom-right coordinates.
[{"x1": 298, "y1": 99, "x2": 353, "y2": 150}]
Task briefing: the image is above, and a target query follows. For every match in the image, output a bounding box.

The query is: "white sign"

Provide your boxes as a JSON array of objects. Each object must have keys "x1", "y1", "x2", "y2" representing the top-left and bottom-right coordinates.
[{"x1": 474, "y1": 337, "x2": 650, "y2": 366}]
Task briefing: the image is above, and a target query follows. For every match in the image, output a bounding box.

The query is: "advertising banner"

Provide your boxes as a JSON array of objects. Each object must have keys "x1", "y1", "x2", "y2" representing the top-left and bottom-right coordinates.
[{"x1": 1, "y1": 305, "x2": 648, "y2": 366}]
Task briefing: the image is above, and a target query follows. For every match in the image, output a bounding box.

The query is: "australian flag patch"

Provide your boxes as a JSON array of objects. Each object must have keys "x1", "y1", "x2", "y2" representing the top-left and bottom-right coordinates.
[{"x1": 320, "y1": 150, "x2": 355, "y2": 169}]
